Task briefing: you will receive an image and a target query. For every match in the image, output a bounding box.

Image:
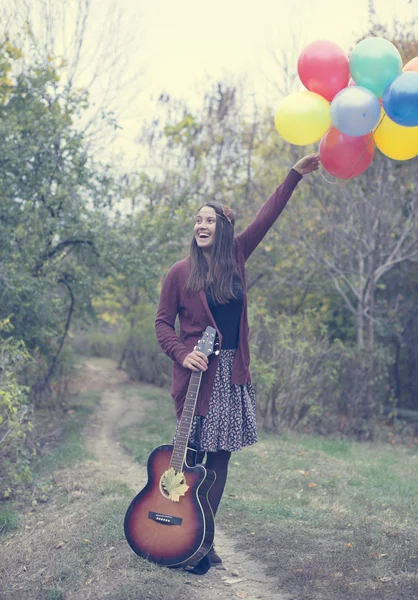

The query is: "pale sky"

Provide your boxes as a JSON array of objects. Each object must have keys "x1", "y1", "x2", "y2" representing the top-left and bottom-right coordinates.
[
  {"x1": 22, "y1": 0, "x2": 414, "y2": 167},
  {"x1": 105, "y1": 0, "x2": 416, "y2": 166}
]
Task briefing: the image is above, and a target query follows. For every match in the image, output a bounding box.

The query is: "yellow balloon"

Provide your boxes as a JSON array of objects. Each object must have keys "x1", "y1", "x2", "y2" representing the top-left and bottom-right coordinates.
[
  {"x1": 373, "y1": 110, "x2": 418, "y2": 160},
  {"x1": 274, "y1": 91, "x2": 331, "y2": 146}
]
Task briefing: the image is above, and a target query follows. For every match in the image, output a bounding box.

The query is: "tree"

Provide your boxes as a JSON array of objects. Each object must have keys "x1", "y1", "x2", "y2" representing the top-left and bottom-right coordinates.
[{"x1": 0, "y1": 36, "x2": 118, "y2": 396}]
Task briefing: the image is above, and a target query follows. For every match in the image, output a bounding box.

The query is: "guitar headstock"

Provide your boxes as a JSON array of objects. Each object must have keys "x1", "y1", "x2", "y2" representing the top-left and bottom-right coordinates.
[{"x1": 194, "y1": 326, "x2": 219, "y2": 357}]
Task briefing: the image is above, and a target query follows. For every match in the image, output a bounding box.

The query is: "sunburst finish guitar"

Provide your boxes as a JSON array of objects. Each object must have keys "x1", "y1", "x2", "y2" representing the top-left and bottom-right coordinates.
[{"x1": 124, "y1": 326, "x2": 219, "y2": 568}]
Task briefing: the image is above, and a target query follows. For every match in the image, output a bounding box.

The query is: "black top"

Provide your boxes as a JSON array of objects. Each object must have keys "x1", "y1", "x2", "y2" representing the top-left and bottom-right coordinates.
[{"x1": 206, "y1": 278, "x2": 244, "y2": 350}]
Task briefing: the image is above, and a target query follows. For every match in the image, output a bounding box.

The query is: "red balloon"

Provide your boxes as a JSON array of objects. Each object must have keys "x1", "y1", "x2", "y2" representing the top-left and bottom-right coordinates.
[
  {"x1": 319, "y1": 127, "x2": 375, "y2": 179},
  {"x1": 298, "y1": 40, "x2": 350, "y2": 101}
]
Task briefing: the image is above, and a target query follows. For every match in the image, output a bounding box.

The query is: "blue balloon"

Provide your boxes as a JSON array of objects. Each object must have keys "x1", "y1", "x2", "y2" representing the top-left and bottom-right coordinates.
[
  {"x1": 330, "y1": 86, "x2": 381, "y2": 136},
  {"x1": 383, "y1": 72, "x2": 418, "y2": 127}
]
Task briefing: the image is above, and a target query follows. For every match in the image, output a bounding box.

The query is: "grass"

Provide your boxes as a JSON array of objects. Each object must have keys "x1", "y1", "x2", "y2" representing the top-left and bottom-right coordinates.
[
  {"x1": 0, "y1": 507, "x2": 20, "y2": 534},
  {"x1": 1, "y1": 379, "x2": 199, "y2": 600},
  {"x1": 118, "y1": 388, "x2": 177, "y2": 463},
  {"x1": 117, "y1": 385, "x2": 418, "y2": 600},
  {"x1": 33, "y1": 390, "x2": 101, "y2": 477}
]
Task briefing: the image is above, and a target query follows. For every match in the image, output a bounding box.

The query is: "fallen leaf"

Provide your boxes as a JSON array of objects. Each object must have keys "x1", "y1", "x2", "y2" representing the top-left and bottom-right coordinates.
[
  {"x1": 236, "y1": 592, "x2": 248, "y2": 598},
  {"x1": 55, "y1": 542, "x2": 65, "y2": 549},
  {"x1": 85, "y1": 578, "x2": 93, "y2": 585},
  {"x1": 161, "y1": 468, "x2": 189, "y2": 502},
  {"x1": 378, "y1": 553, "x2": 388, "y2": 558},
  {"x1": 347, "y1": 543, "x2": 353, "y2": 548},
  {"x1": 82, "y1": 538, "x2": 92, "y2": 544},
  {"x1": 71, "y1": 491, "x2": 84, "y2": 499},
  {"x1": 307, "y1": 482, "x2": 318, "y2": 488},
  {"x1": 379, "y1": 576, "x2": 392, "y2": 583},
  {"x1": 224, "y1": 577, "x2": 244, "y2": 585}
]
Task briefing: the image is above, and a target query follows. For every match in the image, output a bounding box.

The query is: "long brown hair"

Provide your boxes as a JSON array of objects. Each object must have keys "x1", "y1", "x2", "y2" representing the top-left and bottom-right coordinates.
[{"x1": 186, "y1": 202, "x2": 243, "y2": 304}]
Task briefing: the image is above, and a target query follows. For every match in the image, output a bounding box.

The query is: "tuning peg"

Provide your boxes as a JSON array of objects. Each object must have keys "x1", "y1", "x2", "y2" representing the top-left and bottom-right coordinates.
[{"x1": 214, "y1": 350, "x2": 220, "y2": 355}]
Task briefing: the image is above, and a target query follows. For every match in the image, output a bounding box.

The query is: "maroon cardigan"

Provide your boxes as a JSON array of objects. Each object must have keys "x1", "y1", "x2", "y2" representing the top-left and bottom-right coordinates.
[{"x1": 155, "y1": 168, "x2": 303, "y2": 420}]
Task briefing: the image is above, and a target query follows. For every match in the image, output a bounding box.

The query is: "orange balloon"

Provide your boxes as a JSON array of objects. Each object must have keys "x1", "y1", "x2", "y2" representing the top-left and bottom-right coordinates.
[{"x1": 403, "y1": 57, "x2": 418, "y2": 72}]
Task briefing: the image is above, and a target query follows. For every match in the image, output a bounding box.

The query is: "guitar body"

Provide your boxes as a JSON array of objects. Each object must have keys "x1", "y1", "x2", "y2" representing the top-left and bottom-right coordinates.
[{"x1": 124, "y1": 444, "x2": 216, "y2": 567}]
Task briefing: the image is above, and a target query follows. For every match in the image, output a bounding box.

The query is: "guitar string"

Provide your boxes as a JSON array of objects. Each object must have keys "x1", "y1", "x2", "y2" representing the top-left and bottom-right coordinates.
[{"x1": 170, "y1": 332, "x2": 216, "y2": 473}]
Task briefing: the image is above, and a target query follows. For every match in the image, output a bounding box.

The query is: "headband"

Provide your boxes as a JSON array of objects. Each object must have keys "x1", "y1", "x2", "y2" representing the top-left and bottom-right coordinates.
[{"x1": 221, "y1": 205, "x2": 233, "y2": 225}]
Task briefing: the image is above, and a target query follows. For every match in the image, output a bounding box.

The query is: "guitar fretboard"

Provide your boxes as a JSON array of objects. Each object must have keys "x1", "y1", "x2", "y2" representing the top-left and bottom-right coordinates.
[{"x1": 170, "y1": 371, "x2": 202, "y2": 473}]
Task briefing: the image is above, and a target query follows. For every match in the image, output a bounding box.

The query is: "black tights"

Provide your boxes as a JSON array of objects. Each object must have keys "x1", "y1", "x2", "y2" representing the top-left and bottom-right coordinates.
[{"x1": 196, "y1": 450, "x2": 231, "y2": 516}]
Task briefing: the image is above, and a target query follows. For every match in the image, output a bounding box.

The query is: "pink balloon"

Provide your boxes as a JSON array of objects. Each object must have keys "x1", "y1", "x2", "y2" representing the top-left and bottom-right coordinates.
[
  {"x1": 298, "y1": 40, "x2": 350, "y2": 101},
  {"x1": 320, "y1": 127, "x2": 375, "y2": 179}
]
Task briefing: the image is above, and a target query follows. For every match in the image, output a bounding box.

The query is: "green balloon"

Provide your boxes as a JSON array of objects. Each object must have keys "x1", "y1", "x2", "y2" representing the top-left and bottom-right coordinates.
[{"x1": 350, "y1": 37, "x2": 402, "y2": 98}]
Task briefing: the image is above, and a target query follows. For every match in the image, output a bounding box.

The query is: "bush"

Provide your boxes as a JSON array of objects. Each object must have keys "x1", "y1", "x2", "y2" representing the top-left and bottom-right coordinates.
[
  {"x1": 333, "y1": 344, "x2": 393, "y2": 439},
  {"x1": 249, "y1": 306, "x2": 337, "y2": 432},
  {"x1": 0, "y1": 318, "x2": 32, "y2": 488},
  {"x1": 74, "y1": 303, "x2": 171, "y2": 387},
  {"x1": 249, "y1": 303, "x2": 393, "y2": 438},
  {"x1": 120, "y1": 305, "x2": 171, "y2": 387}
]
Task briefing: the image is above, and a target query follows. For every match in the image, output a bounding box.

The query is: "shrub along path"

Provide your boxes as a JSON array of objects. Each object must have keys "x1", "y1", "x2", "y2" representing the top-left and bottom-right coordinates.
[{"x1": 0, "y1": 358, "x2": 287, "y2": 600}]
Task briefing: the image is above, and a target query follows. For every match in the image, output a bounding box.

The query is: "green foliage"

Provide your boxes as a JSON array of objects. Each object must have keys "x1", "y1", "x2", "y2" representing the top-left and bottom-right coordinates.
[
  {"x1": 33, "y1": 391, "x2": 100, "y2": 477},
  {"x1": 79, "y1": 302, "x2": 171, "y2": 387},
  {"x1": 117, "y1": 388, "x2": 176, "y2": 463},
  {"x1": 248, "y1": 302, "x2": 393, "y2": 437},
  {"x1": 0, "y1": 506, "x2": 20, "y2": 534},
  {"x1": 0, "y1": 318, "x2": 32, "y2": 485},
  {"x1": 0, "y1": 35, "x2": 120, "y2": 402},
  {"x1": 249, "y1": 304, "x2": 338, "y2": 432},
  {"x1": 43, "y1": 586, "x2": 64, "y2": 600},
  {"x1": 120, "y1": 303, "x2": 171, "y2": 387},
  {"x1": 335, "y1": 345, "x2": 393, "y2": 439}
]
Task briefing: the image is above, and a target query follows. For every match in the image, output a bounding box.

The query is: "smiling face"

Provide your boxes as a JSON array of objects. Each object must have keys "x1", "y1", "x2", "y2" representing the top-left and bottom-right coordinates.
[{"x1": 194, "y1": 206, "x2": 217, "y2": 252}]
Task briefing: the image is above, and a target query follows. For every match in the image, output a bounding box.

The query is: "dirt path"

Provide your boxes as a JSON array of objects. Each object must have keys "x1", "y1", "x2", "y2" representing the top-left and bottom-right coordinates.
[
  {"x1": 83, "y1": 358, "x2": 288, "y2": 600},
  {"x1": 1, "y1": 358, "x2": 289, "y2": 600}
]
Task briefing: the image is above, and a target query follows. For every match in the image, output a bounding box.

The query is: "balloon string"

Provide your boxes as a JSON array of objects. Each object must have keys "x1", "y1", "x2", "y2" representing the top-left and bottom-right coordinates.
[{"x1": 318, "y1": 114, "x2": 386, "y2": 185}]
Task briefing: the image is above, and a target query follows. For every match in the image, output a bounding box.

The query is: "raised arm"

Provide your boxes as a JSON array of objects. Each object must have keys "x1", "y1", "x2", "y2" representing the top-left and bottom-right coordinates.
[{"x1": 236, "y1": 154, "x2": 320, "y2": 261}]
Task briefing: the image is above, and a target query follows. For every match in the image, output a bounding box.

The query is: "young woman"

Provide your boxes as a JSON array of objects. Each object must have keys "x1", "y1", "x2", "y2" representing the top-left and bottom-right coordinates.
[{"x1": 155, "y1": 153, "x2": 320, "y2": 574}]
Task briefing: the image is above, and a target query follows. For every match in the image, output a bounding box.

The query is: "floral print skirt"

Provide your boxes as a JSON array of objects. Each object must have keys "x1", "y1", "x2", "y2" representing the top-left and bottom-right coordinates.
[{"x1": 174, "y1": 349, "x2": 258, "y2": 453}]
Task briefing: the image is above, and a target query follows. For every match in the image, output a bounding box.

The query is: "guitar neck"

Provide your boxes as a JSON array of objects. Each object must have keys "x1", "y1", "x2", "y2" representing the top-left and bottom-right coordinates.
[{"x1": 170, "y1": 370, "x2": 203, "y2": 473}]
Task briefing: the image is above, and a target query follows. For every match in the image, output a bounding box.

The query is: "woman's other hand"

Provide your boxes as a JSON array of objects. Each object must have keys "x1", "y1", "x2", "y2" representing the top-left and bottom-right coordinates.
[
  {"x1": 182, "y1": 350, "x2": 209, "y2": 372},
  {"x1": 293, "y1": 153, "x2": 321, "y2": 175}
]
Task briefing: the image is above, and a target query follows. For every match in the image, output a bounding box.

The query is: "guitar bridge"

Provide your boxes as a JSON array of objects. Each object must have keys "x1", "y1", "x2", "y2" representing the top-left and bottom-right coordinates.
[{"x1": 148, "y1": 511, "x2": 183, "y2": 526}]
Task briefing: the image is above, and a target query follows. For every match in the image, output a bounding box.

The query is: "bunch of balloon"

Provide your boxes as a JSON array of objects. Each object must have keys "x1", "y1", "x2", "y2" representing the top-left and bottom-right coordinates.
[{"x1": 274, "y1": 38, "x2": 418, "y2": 179}]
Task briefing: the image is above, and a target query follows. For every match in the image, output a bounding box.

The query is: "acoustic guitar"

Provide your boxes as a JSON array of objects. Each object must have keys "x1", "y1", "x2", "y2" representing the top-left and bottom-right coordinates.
[{"x1": 124, "y1": 326, "x2": 219, "y2": 568}]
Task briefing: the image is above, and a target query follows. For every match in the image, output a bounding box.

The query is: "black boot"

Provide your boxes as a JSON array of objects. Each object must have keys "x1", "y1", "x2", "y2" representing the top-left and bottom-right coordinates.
[
  {"x1": 208, "y1": 546, "x2": 222, "y2": 564},
  {"x1": 188, "y1": 554, "x2": 211, "y2": 575}
]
